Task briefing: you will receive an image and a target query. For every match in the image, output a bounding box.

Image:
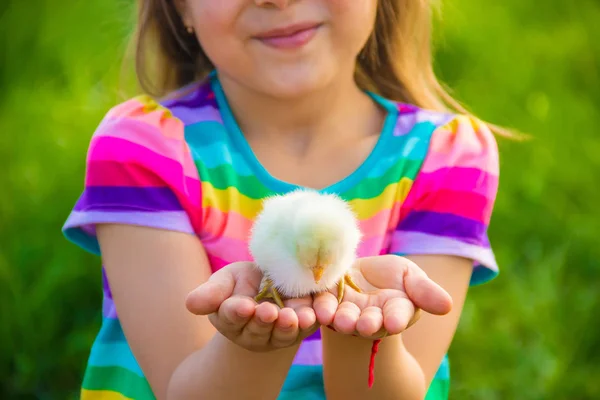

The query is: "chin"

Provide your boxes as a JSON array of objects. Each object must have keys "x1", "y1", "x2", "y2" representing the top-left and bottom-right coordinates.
[{"x1": 252, "y1": 62, "x2": 339, "y2": 99}]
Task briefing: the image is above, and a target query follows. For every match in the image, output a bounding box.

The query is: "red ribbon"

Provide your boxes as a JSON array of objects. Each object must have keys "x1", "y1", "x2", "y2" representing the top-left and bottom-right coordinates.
[
  {"x1": 368, "y1": 338, "x2": 382, "y2": 388},
  {"x1": 325, "y1": 325, "x2": 381, "y2": 388}
]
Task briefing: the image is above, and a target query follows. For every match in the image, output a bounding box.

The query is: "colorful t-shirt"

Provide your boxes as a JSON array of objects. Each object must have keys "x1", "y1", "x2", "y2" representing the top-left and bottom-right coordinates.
[{"x1": 63, "y1": 72, "x2": 499, "y2": 400}]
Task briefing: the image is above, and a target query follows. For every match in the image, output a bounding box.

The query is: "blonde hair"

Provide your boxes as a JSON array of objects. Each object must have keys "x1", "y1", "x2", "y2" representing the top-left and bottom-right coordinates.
[{"x1": 133, "y1": 0, "x2": 516, "y2": 137}]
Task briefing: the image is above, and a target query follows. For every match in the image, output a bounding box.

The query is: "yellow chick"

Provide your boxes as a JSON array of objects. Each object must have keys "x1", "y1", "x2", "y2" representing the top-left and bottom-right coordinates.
[{"x1": 249, "y1": 189, "x2": 363, "y2": 308}]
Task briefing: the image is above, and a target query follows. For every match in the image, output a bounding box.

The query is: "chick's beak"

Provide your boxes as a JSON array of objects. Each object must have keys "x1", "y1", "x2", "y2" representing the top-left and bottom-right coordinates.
[{"x1": 312, "y1": 265, "x2": 325, "y2": 284}]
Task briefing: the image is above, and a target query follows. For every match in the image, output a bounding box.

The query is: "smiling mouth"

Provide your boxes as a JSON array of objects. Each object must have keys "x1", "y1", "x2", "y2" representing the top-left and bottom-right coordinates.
[{"x1": 254, "y1": 22, "x2": 322, "y2": 50}]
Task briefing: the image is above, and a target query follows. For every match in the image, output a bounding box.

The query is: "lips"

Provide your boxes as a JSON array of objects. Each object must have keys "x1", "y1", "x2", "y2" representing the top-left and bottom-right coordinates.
[{"x1": 254, "y1": 22, "x2": 322, "y2": 49}]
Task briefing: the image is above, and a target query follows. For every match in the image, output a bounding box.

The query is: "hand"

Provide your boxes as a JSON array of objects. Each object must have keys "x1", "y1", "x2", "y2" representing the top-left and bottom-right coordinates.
[
  {"x1": 185, "y1": 262, "x2": 319, "y2": 352},
  {"x1": 313, "y1": 255, "x2": 453, "y2": 339}
]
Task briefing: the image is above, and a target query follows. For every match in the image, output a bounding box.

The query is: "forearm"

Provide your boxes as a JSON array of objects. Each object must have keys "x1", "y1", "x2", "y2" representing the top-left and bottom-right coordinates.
[
  {"x1": 168, "y1": 333, "x2": 298, "y2": 400},
  {"x1": 322, "y1": 328, "x2": 426, "y2": 400}
]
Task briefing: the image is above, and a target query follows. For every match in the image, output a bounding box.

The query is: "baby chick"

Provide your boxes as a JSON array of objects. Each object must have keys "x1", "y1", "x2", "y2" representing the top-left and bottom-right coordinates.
[{"x1": 249, "y1": 189, "x2": 363, "y2": 308}]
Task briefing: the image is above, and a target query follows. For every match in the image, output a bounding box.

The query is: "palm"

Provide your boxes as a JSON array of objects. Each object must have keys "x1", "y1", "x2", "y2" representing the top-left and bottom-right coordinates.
[
  {"x1": 188, "y1": 257, "x2": 451, "y2": 344},
  {"x1": 230, "y1": 263, "x2": 263, "y2": 297},
  {"x1": 232, "y1": 264, "x2": 316, "y2": 321},
  {"x1": 202, "y1": 262, "x2": 312, "y2": 308},
  {"x1": 314, "y1": 256, "x2": 452, "y2": 338},
  {"x1": 340, "y1": 266, "x2": 410, "y2": 309},
  {"x1": 187, "y1": 262, "x2": 320, "y2": 352}
]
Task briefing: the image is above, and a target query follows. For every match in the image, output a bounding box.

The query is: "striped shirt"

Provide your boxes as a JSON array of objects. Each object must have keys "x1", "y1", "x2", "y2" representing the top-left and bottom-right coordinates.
[{"x1": 63, "y1": 71, "x2": 500, "y2": 400}]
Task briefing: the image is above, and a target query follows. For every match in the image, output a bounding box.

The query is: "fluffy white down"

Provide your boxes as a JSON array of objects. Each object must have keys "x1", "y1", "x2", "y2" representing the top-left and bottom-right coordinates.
[{"x1": 248, "y1": 189, "x2": 362, "y2": 298}]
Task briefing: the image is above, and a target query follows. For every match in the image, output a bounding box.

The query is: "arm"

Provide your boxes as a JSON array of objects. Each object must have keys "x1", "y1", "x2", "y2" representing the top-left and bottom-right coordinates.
[
  {"x1": 402, "y1": 254, "x2": 472, "y2": 386},
  {"x1": 323, "y1": 115, "x2": 499, "y2": 399},
  {"x1": 321, "y1": 254, "x2": 470, "y2": 400},
  {"x1": 64, "y1": 98, "x2": 302, "y2": 399},
  {"x1": 322, "y1": 326, "x2": 426, "y2": 400},
  {"x1": 97, "y1": 224, "x2": 298, "y2": 400}
]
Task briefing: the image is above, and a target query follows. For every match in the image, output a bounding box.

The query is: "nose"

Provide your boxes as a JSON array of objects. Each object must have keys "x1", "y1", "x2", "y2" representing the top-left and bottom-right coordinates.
[{"x1": 254, "y1": 0, "x2": 292, "y2": 9}]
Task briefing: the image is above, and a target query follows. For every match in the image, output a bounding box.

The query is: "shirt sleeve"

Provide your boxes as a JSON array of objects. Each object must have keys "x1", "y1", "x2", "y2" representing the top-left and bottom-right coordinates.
[
  {"x1": 389, "y1": 114, "x2": 500, "y2": 285},
  {"x1": 62, "y1": 95, "x2": 201, "y2": 256}
]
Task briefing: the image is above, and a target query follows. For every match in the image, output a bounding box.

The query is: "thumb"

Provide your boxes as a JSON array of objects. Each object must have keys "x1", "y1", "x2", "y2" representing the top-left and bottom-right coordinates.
[
  {"x1": 185, "y1": 267, "x2": 236, "y2": 316},
  {"x1": 404, "y1": 261, "x2": 453, "y2": 316}
]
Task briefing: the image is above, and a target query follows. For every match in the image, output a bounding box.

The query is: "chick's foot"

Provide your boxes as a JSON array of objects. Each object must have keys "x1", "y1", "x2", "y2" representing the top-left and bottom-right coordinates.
[
  {"x1": 255, "y1": 278, "x2": 285, "y2": 308},
  {"x1": 337, "y1": 274, "x2": 363, "y2": 303}
]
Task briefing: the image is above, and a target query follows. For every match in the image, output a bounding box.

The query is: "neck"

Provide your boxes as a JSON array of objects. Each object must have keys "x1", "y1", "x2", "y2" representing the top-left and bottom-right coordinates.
[{"x1": 216, "y1": 71, "x2": 378, "y2": 143}]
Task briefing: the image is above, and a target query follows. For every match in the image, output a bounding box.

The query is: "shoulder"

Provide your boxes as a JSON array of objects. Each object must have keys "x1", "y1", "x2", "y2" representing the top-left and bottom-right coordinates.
[
  {"x1": 83, "y1": 92, "x2": 203, "y2": 195},
  {"x1": 390, "y1": 106, "x2": 501, "y2": 285},
  {"x1": 393, "y1": 104, "x2": 500, "y2": 225},
  {"x1": 94, "y1": 94, "x2": 185, "y2": 146},
  {"x1": 427, "y1": 113, "x2": 499, "y2": 175},
  {"x1": 86, "y1": 78, "x2": 217, "y2": 171},
  {"x1": 397, "y1": 109, "x2": 500, "y2": 236},
  {"x1": 393, "y1": 103, "x2": 499, "y2": 175},
  {"x1": 93, "y1": 76, "x2": 218, "y2": 146},
  {"x1": 82, "y1": 95, "x2": 195, "y2": 188},
  {"x1": 62, "y1": 93, "x2": 202, "y2": 254}
]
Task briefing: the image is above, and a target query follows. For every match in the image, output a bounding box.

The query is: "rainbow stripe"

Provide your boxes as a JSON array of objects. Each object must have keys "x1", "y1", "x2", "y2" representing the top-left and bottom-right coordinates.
[{"x1": 63, "y1": 73, "x2": 499, "y2": 399}]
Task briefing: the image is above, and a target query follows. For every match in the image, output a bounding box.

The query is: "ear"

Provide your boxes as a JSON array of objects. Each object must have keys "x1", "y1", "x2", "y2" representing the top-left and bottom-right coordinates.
[{"x1": 172, "y1": 0, "x2": 193, "y2": 29}]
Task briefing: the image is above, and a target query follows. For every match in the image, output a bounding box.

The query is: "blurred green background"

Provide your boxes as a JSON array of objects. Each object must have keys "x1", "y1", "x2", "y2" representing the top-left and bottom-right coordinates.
[{"x1": 2, "y1": 0, "x2": 599, "y2": 399}]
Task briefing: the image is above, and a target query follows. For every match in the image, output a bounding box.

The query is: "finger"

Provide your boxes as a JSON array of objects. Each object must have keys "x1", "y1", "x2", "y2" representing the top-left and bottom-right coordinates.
[
  {"x1": 382, "y1": 296, "x2": 416, "y2": 335},
  {"x1": 359, "y1": 255, "x2": 453, "y2": 316},
  {"x1": 297, "y1": 306, "x2": 317, "y2": 331},
  {"x1": 232, "y1": 263, "x2": 265, "y2": 297},
  {"x1": 356, "y1": 306, "x2": 384, "y2": 337},
  {"x1": 313, "y1": 292, "x2": 339, "y2": 326},
  {"x1": 284, "y1": 297, "x2": 317, "y2": 330},
  {"x1": 271, "y1": 307, "x2": 300, "y2": 348},
  {"x1": 356, "y1": 255, "x2": 405, "y2": 289},
  {"x1": 404, "y1": 262, "x2": 453, "y2": 315},
  {"x1": 332, "y1": 302, "x2": 361, "y2": 334},
  {"x1": 186, "y1": 265, "x2": 240, "y2": 315},
  {"x1": 214, "y1": 296, "x2": 256, "y2": 334},
  {"x1": 239, "y1": 302, "x2": 279, "y2": 346}
]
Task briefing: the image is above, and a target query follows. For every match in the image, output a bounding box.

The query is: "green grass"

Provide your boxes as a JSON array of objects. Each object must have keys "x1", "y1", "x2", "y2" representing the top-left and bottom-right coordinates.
[{"x1": 2, "y1": 0, "x2": 599, "y2": 398}]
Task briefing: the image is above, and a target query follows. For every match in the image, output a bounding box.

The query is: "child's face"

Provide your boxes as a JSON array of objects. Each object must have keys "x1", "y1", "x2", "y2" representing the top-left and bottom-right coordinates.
[{"x1": 179, "y1": 0, "x2": 377, "y2": 97}]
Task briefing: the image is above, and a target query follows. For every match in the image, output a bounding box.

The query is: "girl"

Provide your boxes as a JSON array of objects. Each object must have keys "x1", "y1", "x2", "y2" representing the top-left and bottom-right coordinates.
[{"x1": 63, "y1": 0, "x2": 501, "y2": 399}]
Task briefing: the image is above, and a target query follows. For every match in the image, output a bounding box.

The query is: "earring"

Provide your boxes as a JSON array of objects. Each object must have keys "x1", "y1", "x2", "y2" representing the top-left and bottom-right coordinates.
[{"x1": 186, "y1": 26, "x2": 193, "y2": 34}]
